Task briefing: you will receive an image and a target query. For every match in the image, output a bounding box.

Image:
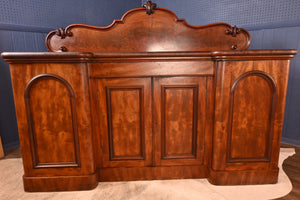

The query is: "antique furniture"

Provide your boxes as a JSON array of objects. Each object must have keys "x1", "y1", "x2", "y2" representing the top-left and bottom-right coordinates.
[{"x1": 1, "y1": 1, "x2": 297, "y2": 192}]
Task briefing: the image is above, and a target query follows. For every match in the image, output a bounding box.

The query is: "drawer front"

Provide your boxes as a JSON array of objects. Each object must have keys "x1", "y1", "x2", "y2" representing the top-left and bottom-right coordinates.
[{"x1": 89, "y1": 61, "x2": 214, "y2": 78}]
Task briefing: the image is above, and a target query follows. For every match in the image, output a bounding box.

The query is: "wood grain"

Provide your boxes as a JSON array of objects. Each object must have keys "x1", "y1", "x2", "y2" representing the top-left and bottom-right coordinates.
[
  {"x1": 153, "y1": 77, "x2": 206, "y2": 166},
  {"x1": 98, "y1": 165, "x2": 208, "y2": 182},
  {"x1": 162, "y1": 86, "x2": 197, "y2": 158},
  {"x1": 95, "y1": 78, "x2": 152, "y2": 168},
  {"x1": 211, "y1": 59, "x2": 292, "y2": 185},
  {"x1": 7, "y1": 62, "x2": 97, "y2": 191},
  {"x1": 227, "y1": 71, "x2": 277, "y2": 163},
  {"x1": 23, "y1": 173, "x2": 98, "y2": 192},
  {"x1": 24, "y1": 74, "x2": 80, "y2": 168},
  {"x1": 0, "y1": 3, "x2": 297, "y2": 192},
  {"x1": 46, "y1": 8, "x2": 250, "y2": 52},
  {"x1": 107, "y1": 87, "x2": 144, "y2": 160}
]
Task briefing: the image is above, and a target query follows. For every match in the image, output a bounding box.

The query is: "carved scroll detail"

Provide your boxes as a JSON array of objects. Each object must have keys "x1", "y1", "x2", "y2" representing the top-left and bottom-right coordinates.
[
  {"x1": 226, "y1": 25, "x2": 241, "y2": 37},
  {"x1": 58, "y1": 46, "x2": 68, "y2": 52},
  {"x1": 55, "y1": 27, "x2": 72, "y2": 39},
  {"x1": 142, "y1": 0, "x2": 157, "y2": 15}
]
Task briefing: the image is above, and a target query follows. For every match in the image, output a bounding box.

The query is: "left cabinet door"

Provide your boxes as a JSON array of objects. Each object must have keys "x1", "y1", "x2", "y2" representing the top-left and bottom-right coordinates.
[
  {"x1": 95, "y1": 78, "x2": 152, "y2": 168},
  {"x1": 9, "y1": 62, "x2": 98, "y2": 192}
]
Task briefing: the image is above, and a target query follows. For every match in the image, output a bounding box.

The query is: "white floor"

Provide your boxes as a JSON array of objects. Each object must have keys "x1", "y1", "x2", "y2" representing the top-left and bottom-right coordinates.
[{"x1": 0, "y1": 148, "x2": 294, "y2": 200}]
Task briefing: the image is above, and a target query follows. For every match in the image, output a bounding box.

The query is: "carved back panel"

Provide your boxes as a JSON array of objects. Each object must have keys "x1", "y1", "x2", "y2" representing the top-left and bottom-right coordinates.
[{"x1": 46, "y1": 3, "x2": 250, "y2": 52}]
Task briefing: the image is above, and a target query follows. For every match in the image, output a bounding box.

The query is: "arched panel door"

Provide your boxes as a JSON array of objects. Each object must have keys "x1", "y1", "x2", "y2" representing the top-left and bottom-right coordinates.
[
  {"x1": 24, "y1": 73, "x2": 80, "y2": 168},
  {"x1": 227, "y1": 71, "x2": 277, "y2": 163}
]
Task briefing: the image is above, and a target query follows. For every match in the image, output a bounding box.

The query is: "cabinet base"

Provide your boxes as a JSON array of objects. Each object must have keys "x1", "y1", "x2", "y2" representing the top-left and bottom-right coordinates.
[
  {"x1": 208, "y1": 168, "x2": 279, "y2": 185},
  {"x1": 98, "y1": 165, "x2": 208, "y2": 181},
  {"x1": 22, "y1": 167, "x2": 280, "y2": 191},
  {"x1": 23, "y1": 172, "x2": 98, "y2": 192}
]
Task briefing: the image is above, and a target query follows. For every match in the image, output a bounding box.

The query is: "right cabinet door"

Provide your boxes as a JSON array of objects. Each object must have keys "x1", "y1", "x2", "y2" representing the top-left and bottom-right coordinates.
[
  {"x1": 212, "y1": 60, "x2": 290, "y2": 174},
  {"x1": 153, "y1": 77, "x2": 207, "y2": 166}
]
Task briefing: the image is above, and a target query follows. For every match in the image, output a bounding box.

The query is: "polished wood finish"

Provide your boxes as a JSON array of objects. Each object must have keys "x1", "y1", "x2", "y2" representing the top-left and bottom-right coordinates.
[
  {"x1": 96, "y1": 78, "x2": 152, "y2": 168},
  {"x1": 24, "y1": 74, "x2": 80, "y2": 168},
  {"x1": 5, "y1": 144, "x2": 300, "y2": 198},
  {"x1": 1, "y1": 3, "x2": 297, "y2": 192},
  {"x1": 46, "y1": 7, "x2": 250, "y2": 52},
  {"x1": 153, "y1": 77, "x2": 206, "y2": 166},
  {"x1": 4, "y1": 61, "x2": 98, "y2": 191},
  {"x1": 99, "y1": 165, "x2": 208, "y2": 182}
]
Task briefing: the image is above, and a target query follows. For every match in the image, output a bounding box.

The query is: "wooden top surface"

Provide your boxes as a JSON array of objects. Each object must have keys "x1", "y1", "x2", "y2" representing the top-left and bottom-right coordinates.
[
  {"x1": 2, "y1": 50, "x2": 297, "y2": 63},
  {"x1": 45, "y1": 2, "x2": 251, "y2": 52}
]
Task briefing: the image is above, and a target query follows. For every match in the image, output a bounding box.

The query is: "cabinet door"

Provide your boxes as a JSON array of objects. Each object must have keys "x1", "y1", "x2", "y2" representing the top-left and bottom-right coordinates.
[
  {"x1": 96, "y1": 78, "x2": 152, "y2": 168},
  {"x1": 213, "y1": 60, "x2": 290, "y2": 172},
  {"x1": 153, "y1": 77, "x2": 207, "y2": 166}
]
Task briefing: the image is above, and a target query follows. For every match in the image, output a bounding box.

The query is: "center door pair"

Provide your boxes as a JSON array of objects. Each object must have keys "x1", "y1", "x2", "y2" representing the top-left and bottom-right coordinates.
[{"x1": 96, "y1": 77, "x2": 206, "y2": 168}]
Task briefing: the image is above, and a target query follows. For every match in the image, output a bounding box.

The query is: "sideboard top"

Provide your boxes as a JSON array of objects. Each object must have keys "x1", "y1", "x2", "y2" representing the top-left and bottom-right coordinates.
[
  {"x1": 2, "y1": 50, "x2": 297, "y2": 63},
  {"x1": 45, "y1": 1, "x2": 251, "y2": 52}
]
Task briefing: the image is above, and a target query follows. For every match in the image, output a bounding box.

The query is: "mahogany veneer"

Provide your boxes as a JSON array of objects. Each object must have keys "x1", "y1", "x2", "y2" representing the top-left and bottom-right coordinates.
[{"x1": 1, "y1": 1, "x2": 297, "y2": 192}]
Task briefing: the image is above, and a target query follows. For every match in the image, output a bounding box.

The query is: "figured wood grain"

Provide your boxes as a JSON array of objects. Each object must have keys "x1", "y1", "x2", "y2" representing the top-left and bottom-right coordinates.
[
  {"x1": 213, "y1": 60, "x2": 291, "y2": 172},
  {"x1": 46, "y1": 8, "x2": 250, "y2": 52},
  {"x1": 7, "y1": 62, "x2": 97, "y2": 190},
  {"x1": 0, "y1": 3, "x2": 297, "y2": 191},
  {"x1": 89, "y1": 61, "x2": 214, "y2": 78},
  {"x1": 24, "y1": 74, "x2": 80, "y2": 168},
  {"x1": 96, "y1": 78, "x2": 152, "y2": 168},
  {"x1": 162, "y1": 86, "x2": 198, "y2": 158},
  {"x1": 106, "y1": 87, "x2": 145, "y2": 160},
  {"x1": 227, "y1": 71, "x2": 277, "y2": 163},
  {"x1": 1, "y1": 49, "x2": 296, "y2": 191},
  {"x1": 98, "y1": 165, "x2": 208, "y2": 181},
  {"x1": 153, "y1": 77, "x2": 206, "y2": 166},
  {"x1": 209, "y1": 168, "x2": 279, "y2": 185},
  {"x1": 23, "y1": 173, "x2": 98, "y2": 192}
]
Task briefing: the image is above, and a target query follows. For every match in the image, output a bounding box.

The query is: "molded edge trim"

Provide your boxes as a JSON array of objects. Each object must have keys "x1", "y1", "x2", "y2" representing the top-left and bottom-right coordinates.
[{"x1": 1, "y1": 50, "x2": 297, "y2": 63}]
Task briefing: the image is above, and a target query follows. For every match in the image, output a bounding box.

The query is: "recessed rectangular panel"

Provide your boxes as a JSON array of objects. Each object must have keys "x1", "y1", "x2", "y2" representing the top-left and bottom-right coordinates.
[
  {"x1": 107, "y1": 87, "x2": 144, "y2": 160},
  {"x1": 162, "y1": 86, "x2": 198, "y2": 159},
  {"x1": 96, "y1": 78, "x2": 152, "y2": 168}
]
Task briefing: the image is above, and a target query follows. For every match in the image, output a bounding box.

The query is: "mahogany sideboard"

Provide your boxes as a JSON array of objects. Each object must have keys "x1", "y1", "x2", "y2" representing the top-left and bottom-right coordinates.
[{"x1": 1, "y1": 1, "x2": 297, "y2": 192}]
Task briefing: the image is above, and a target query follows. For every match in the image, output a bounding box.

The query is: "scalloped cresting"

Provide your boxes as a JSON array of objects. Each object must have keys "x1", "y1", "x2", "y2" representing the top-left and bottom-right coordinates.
[{"x1": 46, "y1": 7, "x2": 251, "y2": 52}]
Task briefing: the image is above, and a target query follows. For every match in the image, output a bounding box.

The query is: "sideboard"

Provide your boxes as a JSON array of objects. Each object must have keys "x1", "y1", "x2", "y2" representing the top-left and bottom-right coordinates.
[{"x1": 1, "y1": 1, "x2": 297, "y2": 192}]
